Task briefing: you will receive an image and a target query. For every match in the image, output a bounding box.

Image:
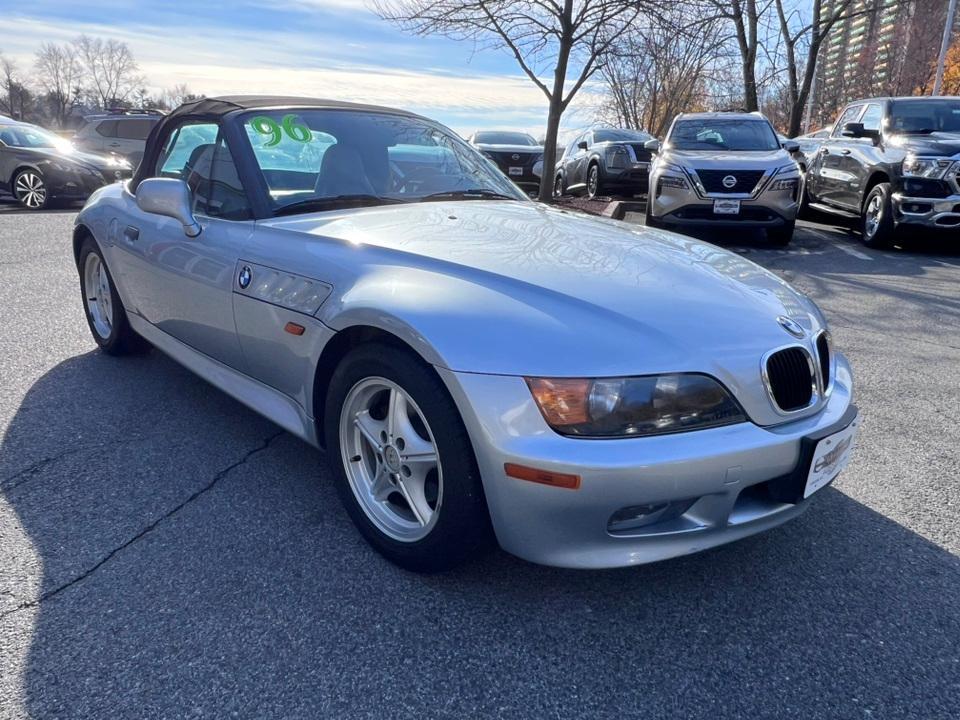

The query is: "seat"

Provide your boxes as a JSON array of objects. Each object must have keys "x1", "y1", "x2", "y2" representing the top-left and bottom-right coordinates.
[{"x1": 315, "y1": 143, "x2": 375, "y2": 196}]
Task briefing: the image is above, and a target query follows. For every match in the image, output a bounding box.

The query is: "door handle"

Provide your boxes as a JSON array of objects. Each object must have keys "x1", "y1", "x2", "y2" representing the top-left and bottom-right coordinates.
[
  {"x1": 821, "y1": 148, "x2": 831, "y2": 155},
  {"x1": 109, "y1": 142, "x2": 121, "y2": 147},
  {"x1": 123, "y1": 226, "x2": 140, "y2": 243},
  {"x1": 840, "y1": 149, "x2": 851, "y2": 156}
]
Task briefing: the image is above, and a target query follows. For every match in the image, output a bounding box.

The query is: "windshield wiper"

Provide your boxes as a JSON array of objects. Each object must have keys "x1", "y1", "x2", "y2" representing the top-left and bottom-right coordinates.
[
  {"x1": 900, "y1": 128, "x2": 936, "y2": 135},
  {"x1": 273, "y1": 194, "x2": 407, "y2": 217},
  {"x1": 420, "y1": 189, "x2": 518, "y2": 202}
]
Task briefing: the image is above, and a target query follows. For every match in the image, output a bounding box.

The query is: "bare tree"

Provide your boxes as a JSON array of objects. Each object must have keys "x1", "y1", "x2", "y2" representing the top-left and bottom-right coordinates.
[
  {"x1": 772, "y1": 0, "x2": 859, "y2": 136},
  {"x1": 161, "y1": 83, "x2": 200, "y2": 109},
  {"x1": 600, "y1": 10, "x2": 730, "y2": 136},
  {"x1": 0, "y1": 54, "x2": 34, "y2": 121},
  {"x1": 34, "y1": 42, "x2": 82, "y2": 128},
  {"x1": 701, "y1": 0, "x2": 767, "y2": 111},
  {"x1": 375, "y1": 0, "x2": 653, "y2": 201},
  {"x1": 74, "y1": 35, "x2": 142, "y2": 110}
]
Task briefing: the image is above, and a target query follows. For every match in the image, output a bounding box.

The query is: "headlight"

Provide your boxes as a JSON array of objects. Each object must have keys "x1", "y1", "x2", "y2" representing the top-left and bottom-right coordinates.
[
  {"x1": 526, "y1": 374, "x2": 746, "y2": 438},
  {"x1": 605, "y1": 145, "x2": 629, "y2": 169},
  {"x1": 107, "y1": 156, "x2": 131, "y2": 168},
  {"x1": 655, "y1": 161, "x2": 688, "y2": 189},
  {"x1": 769, "y1": 178, "x2": 799, "y2": 191},
  {"x1": 50, "y1": 161, "x2": 80, "y2": 173},
  {"x1": 902, "y1": 155, "x2": 954, "y2": 179}
]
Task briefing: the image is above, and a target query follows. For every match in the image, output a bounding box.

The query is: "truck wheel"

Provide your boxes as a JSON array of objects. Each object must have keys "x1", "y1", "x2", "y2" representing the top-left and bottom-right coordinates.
[{"x1": 861, "y1": 183, "x2": 896, "y2": 248}]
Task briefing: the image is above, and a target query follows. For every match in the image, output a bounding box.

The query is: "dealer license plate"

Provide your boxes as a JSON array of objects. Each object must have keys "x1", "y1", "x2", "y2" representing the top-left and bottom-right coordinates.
[
  {"x1": 713, "y1": 199, "x2": 740, "y2": 214},
  {"x1": 804, "y1": 418, "x2": 859, "y2": 498},
  {"x1": 508, "y1": 166, "x2": 523, "y2": 176}
]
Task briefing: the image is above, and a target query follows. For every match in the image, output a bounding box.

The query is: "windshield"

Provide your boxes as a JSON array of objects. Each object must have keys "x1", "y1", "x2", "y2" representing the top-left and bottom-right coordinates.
[
  {"x1": 241, "y1": 110, "x2": 528, "y2": 214},
  {"x1": 473, "y1": 131, "x2": 538, "y2": 146},
  {"x1": 669, "y1": 119, "x2": 780, "y2": 151},
  {"x1": 594, "y1": 129, "x2": 650, "y2": 142},
  {"x1": 0, "y1": 124, "x2": 72, "y2": 151},
  {"x1": 889, "y1": 100, "x2": 960, "y2": 134}
]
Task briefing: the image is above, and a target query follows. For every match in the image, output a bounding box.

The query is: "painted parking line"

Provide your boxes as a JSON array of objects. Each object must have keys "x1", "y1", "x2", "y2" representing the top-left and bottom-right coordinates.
[
  {"x1": 833, "y1": 243, "x2": 873, "y2": 260},
  {"x1": 802, "y1": 226, "x2": 873, "y2": 260}
]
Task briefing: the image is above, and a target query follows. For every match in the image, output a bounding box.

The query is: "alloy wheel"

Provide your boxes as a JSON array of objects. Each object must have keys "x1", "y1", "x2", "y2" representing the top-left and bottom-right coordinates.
[
  {"x1": 339, "y1": 377, "x2": 442, "y2": 542},
  {"x1": 864, "y1": 194, "x2": 882, "y2": 239},
  {"x1": 14, "y1": 171, "x2": 46, "y2": 209},
  {"x1": 83, "y1": 252, "x2": 114, "y2": 339},
  {"x1": 587, "y1": 166, "x2": 599, "y2": 198}
]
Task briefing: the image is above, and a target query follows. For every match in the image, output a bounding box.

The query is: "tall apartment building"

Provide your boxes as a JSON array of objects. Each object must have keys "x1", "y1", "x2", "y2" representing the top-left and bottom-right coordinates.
[{"x1": 811, "y1": 0, "x2": 957, "y2": 128}]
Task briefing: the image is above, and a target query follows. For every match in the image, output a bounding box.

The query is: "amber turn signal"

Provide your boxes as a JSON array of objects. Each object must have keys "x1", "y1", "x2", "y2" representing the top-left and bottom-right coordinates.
[
  {"x1": 284, "y1": 322, "x2": 306, "y2": 336},
  {"x1": 525, "y1": 377, "x2": 591, "y2": 426},
  {"x1": 504, "y1": 462, "x2": 581, "y2": 490}
]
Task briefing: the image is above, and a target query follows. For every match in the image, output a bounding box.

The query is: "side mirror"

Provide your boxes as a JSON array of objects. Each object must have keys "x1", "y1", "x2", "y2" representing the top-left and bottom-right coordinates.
[
  {"x1": 782, "y1": 140, "x2": 800, "y2": 153},
  {"x1": 135, "y1": 178, "x2": 201, "y2": 238},
  {"x1": 644, "y1": 138, "x2": 661, "y2": 153},
  {"x1": 577, "y1": 140, "x2": 589, "y2": 150}
]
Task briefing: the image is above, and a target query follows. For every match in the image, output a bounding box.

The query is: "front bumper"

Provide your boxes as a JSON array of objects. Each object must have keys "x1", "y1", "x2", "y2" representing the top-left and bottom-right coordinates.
[
  {"x1": 892, "y1": 193, "x2": 960, "y2": 229},
  {"x1": 47, "y1": 166, "x2": 130, "y2": 200},
  {"x1": 650, "y1": 174, "x2": 798, "y2": 229},
  {"x1": 438, "y1": 353, "x2": 855, "y2": 569}
]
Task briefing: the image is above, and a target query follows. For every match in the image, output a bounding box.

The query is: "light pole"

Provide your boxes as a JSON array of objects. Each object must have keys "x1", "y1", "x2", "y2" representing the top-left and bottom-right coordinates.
[{"x1": 934, "y1": 0, "x2": 958, "y2": 95}]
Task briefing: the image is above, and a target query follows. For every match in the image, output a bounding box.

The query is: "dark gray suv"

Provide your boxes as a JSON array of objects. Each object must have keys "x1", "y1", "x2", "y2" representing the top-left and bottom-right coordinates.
[
  {"x1": 73, "y1": 113, "x2": 162, "y2": 167},
  {"x1": 554, "y1": 127, "x2": 655, "y2": 199}
]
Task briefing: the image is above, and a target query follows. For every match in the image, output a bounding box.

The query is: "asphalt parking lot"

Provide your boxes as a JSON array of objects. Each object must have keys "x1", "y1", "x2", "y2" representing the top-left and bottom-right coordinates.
[{"x1": 1, "y1": 201, "x2": 959, "y2": 719}]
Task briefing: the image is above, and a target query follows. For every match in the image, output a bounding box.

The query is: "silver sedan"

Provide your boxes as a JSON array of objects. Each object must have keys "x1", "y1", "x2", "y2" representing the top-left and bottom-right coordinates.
[{"x1": 73, "y1": 96, "x2": 859, "y2": 571}]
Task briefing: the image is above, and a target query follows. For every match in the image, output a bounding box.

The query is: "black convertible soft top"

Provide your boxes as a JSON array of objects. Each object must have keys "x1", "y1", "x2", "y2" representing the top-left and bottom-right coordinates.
[{"x1": 133, "y1": 95, "x2": 421, "y2": 189}]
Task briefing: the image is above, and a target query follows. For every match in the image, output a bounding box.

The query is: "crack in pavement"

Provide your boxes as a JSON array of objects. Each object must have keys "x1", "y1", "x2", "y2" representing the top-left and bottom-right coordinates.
[{"x1": 1, "y1": 430, "x2": 284, "y2": 617}]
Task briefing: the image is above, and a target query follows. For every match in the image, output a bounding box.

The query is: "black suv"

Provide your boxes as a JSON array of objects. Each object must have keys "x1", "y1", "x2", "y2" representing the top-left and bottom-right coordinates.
[{"x1": 804, "y1": 97, "x2": 960, "y2": 247}]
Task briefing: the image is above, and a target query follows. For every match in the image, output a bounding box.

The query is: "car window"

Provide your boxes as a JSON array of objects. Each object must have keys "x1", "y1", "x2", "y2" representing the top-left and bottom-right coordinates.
[
  {"x1": 669, "y1": 119, "x2": 779, "y2": 151},
  {"x1": 116, "y1": 119, "x2": 156, "y2": 140},
  {"x1": 239, "y1": 109, "x2": 526, "y2": 213},
  {"x1": 0, "y1": 124, "x2": 72, "y2": 151},
  {"x1": 889, "y1": 99, "x2": 960, "y2": 133},
  {"x1": 188, "y1": 139, "x2": 252, "y2": 220},
  {"x1": 156, "y1": 122, "x2": 219, "y2": 179},
  {"x1": 473, "y1": 131, "x2": 537, "y2": 146},
  {"x1": 832, "y1": 105, "x2": 863, "y2": 138},
  {"x1": 860, "y1": 105, "x2": 882, "y2": 133},
  {"x1": 593, "y1": 129, "x2": 650, "y2": 142},
  {"x1": 95, "y1": 120, "x2": 118, "y2": 138}
]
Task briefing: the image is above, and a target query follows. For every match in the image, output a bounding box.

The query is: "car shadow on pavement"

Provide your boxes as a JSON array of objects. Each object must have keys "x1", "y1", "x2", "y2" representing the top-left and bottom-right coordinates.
[{"x1": 2, "y1": 349, "x2": 959, "y2": 718}]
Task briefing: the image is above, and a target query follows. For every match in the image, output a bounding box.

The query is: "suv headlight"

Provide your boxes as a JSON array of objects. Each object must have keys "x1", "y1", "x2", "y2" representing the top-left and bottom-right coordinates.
[
  {"x1": 526, "y1": 374, "x2": 746, "y2": 438},
  {"x1": 655, "y1": 161, "x2": 689, "y2": 189},
  {"x1": 902, "y1": 155, "x2": 954, "y2": 179},
  {"x1": 605, "y1": 145, "x2": 630, "y2": 169}
]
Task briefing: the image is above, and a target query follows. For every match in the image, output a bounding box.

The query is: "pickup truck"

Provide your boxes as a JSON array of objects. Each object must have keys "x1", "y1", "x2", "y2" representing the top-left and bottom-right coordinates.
[{"x1": 803, "y1": 96, "x2": 960, "y2": 247}]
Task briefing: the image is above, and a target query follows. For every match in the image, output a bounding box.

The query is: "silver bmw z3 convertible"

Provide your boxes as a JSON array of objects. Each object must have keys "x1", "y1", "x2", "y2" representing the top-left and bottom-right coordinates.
[{"x1": 73, "y1": 96, "x2": 859, "y2": 571}]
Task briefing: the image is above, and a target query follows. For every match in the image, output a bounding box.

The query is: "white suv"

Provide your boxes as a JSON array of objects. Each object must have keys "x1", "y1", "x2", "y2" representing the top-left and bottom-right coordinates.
[
  {"x1": 73, "y1": 113, "x2": 162, "y2": 168},
  {"x1": 646, "y1": 112, "x2": 801, "y2": 245}
]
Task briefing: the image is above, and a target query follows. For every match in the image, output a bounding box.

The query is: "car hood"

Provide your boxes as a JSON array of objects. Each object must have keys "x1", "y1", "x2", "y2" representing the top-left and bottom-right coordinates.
[
  {"x1": 663, "y1": 148, "x2": 791, "y2": 170},
  {"x1": 260, "y1": 201, "x2": 822, "y2": 391},
  {"x1": 887, "y1": 131, "x2": 960, "y2": 156}
]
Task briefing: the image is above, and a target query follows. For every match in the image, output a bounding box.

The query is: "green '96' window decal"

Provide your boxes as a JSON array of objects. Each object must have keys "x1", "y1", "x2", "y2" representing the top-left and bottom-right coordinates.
[{"x1": 249, "y1": 114, "x2": 312, "y2": 146}]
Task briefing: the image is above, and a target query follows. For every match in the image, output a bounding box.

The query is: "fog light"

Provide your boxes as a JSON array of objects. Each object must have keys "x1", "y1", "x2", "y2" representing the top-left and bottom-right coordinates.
[{"x1": 607, "y1": 498, "x2": 696, "y2": 534}]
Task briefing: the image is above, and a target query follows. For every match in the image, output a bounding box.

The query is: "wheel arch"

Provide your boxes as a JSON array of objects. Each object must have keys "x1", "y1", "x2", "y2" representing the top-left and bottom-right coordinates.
[
  {"x1": 861, "y1": 171, "x2": 891, "y2": 208},
  {"x1": 311, "y1": 324, "x2": 441, "y2": 447},
  {"x1": 9, "y1": 163, "x2": 42, "y2": 192},
  {"x1": 73, "y1": 223, "x2": 95, "y2": 267}
]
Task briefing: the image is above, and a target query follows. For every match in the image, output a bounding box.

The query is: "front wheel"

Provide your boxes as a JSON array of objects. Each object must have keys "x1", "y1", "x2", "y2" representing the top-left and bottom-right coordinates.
[
  {"x1": 324, "y1": 343, "x2": 493, "y2": 572},
  {"x1": 861, "y1": 183, "x2": 896, "y2": 248},
  {"x1": 78, "y1": 237, "x2": 150, "y2": 355},
  {"x1": 586, "y1": 164, "x2": 602, "y2": 199},
  {"x1": 767, "y1": 221, "x2": 795, "y2": 246},
  {"x1": 554, "y1": 173, "x2": 565, "y2": 198},
  {"x1": 13, "y1": 169, "x2": 49, "y2": 210},
  {"x1": 644, "y1": 196, "x2": 664, "y2": 229}
]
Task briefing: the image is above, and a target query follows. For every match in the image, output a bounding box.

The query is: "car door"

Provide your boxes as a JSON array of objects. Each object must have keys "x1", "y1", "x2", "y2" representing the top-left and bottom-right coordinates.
[
  {"x1": 94, "y1": 119, "x2": 119, "y2": 155},
  {"x1": 841, "y1": 103, "x2": 883, "y2": 209},
  {"x1": 110, "y1": 120, "x2": 253, "y2": 369},
  {"x1": 114, "y1": 119, "x2": 153, "y2": 161},
  {"x1": 813, "y1": 104, "x2": 863, "y2": 207},
  {"x1": 568, "y1": 132, "x2": 590, "y2": 188}
]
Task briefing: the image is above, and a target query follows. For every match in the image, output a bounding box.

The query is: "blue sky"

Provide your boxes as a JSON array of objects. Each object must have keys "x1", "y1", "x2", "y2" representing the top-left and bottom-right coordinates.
[{"x1": 0, "y1": 0, "x2": 601, "y2": 137}]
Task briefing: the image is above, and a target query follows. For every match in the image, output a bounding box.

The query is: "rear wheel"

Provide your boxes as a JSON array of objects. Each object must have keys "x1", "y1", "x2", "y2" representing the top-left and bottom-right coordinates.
[
  {"x1": 586, "y1": 163, "x2": 602, "y2": 199},
  {"x1": 324, "y1": 343, "x2": 493, "y2": 572},
  {"x1": 13, "y1": 169, "x2": 48, "y2": 210},
  {"x1": 861, "y1": 183, "x2": 896, "y2": 248},
  {"x1": 78, "y1": 237, "x2": 150, "y2": 355}
]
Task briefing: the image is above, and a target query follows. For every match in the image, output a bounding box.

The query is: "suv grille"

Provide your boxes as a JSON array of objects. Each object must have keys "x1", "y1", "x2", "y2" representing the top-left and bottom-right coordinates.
[
  {"x1": 695, "y1": 169, "x2": 765, "y2": 194},
  {"x1": 629, "y1": 144, "x2": 652, "y2": 162},
  {"x1": 815, "y1": 333, "x2": 830, "y2": 390},
  {"x1": 765, "y1": 347, "x2": 814, "y2": 411}
]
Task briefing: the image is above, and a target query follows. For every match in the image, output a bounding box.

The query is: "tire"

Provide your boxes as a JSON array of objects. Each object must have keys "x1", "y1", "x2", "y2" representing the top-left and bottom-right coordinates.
[
  {"x1": 586, "y1": 163, "x2": 602, "y2": 200},
  {"x1": 767, "y1": 221, "x2": 795, "y2": 246},
  {"x1": 554, "y1": 173, "x2": 565, "y2": 198},
  {"x1": 861, "y1": 182, "x2": 896, "y2": 248},
  {"x1": 644, "y1": 196, "x2": 664, "y2": 229},
  {"x1": 12, "y1": 169, "x2": 49, "y2": 210},
  {"x1": 77, "y1": 237, "x2": 151, "y2": 355},
  {"x1": 324, "y1": 342, "x2": 493, "y2": 572},
  {"x1": 796, "y1": 169, "x2": 814, "y2": 220}
]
